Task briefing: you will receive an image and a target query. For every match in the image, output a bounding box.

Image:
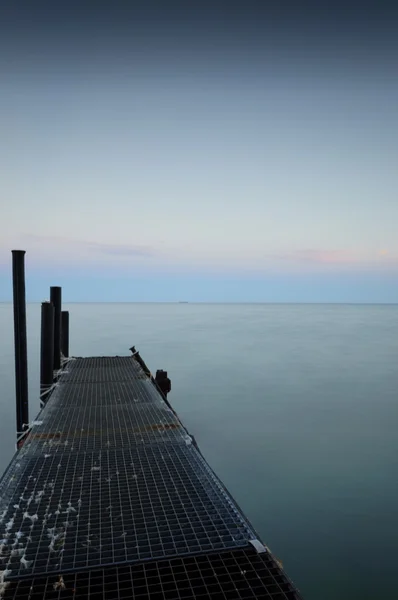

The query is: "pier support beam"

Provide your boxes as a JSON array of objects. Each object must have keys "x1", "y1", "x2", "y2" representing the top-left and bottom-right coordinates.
[
  {"x1": 40, "y1": 301, "x2": 54, "y2": 397},
  {"x1": 61, "y1": 310, "x2": 69, "y2": 358},
  {"x1": 50, "y1": 286, "x2": 62, "y2": 370},
  {"x1": 12, "y1": 250, "x2": 29, "y2": 440}
]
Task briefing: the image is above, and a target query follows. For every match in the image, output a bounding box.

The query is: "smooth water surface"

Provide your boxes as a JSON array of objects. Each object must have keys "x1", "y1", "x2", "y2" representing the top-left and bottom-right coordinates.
[{"x1": 0, "y1": 303, "x2": 397, "y2": 600}]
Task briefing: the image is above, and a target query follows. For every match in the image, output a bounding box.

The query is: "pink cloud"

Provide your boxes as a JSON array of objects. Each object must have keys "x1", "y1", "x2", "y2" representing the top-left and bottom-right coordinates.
[{"x1": 258, "y1": 248, "x2": 398, "y2": 274}]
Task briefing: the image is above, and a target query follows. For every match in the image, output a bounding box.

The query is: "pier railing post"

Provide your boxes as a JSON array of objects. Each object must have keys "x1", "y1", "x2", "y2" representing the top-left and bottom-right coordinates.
[
  {"x1": 40, "y1": 301, "x2": 54, "y2": 398},
  {"x1": 61, "y1": 310, "x2": 69, "y2": 358},
  {"x1": 50, "y1": 286, "x2": 62, "y2": 371},
  {"x1": 11, "y1": 250, "x2": 29, "y2": 441}
]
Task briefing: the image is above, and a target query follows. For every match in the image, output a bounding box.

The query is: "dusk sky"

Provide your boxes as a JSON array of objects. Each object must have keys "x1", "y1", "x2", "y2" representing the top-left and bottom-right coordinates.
[{"x1": 1, "y1": 1, "x2": 397, "y2": 302}]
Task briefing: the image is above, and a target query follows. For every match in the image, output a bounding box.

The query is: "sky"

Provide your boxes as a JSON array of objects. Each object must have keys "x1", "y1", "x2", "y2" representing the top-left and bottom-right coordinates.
[{"x1": 1, "y1": 1, "x2": 398, "y2": 302}]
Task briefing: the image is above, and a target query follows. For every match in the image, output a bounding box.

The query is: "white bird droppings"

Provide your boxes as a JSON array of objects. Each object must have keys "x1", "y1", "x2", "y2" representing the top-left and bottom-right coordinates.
[
  {"x1": 20, "y1": 555, "x2": 32, "y2": 569},
  {"x1": 23, "y1": 513, "x2": 38, "y2": 524},
  {"x1": 0, "y1": 569, "x2": 12, "y2": 598},
  {"x1": 35, "y1": 491, "x2": 44, "y2": 503},
  {"x1": 53, "y1": 575, "x2": 66, "y2": 590},
  {"x1": 64, "y1": 503, "x2": 76, "y2": 514},
  {"x1": 5, "y1": 519, "x2": 14, "y2": 532}
]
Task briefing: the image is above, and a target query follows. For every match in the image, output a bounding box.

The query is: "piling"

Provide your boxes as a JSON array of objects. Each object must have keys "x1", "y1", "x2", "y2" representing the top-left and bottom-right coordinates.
[
  {"x1": 40, "y1": 301, "x2": 55, "y2": 395},
  {"x1": 155, "y1": 369, "x2": 172, "y2": 397},
  {"x1": 50, "y1": 286, "x2": 62, "y2": 370},
  {"x1": 61, "y1": 310, "x2": 69, "y2": 358},
  {"x1": 11, "y1": 250, "x2": 29, "y2": 440}
]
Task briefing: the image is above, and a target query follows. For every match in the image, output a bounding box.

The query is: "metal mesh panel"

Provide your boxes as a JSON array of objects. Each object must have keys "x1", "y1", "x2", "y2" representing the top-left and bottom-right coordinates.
[
  {"x1": 0, "y1": 444, "x2": 254, "y2": 578},
  {"x1": 2, "y1": 547, "x2": 302, "y2": 599},
  {"x1": 48, "y1": 381, "x2": 159, "y2": 407},
  {"x1": 23, "y1": 403, "x2": 182, "y2": 454},
  {"x1": 0, "y1": 355, "x2": 303, "y2": 599},
  {"x1": 59, "y1": 358, "x2": 146, "y2": 383}
]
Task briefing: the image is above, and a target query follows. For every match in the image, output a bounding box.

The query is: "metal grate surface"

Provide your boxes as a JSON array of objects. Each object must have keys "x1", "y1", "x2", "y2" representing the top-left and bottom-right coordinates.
[
  {"x1": 0, "y1": 355, "x2": 303, "y2": 599},
  {"x1": 2, "y1": 547, "x2": 302, "y2": 599},
  {"x1": 53, "y1": 379, "x2": 161, "y2": 405},
  {"x1": 22, "y1": 403, "x2": 182, "y2": 454},
  {"x1": 0, "y1": 444, "x2": 254, "y2": 578},
  {"x1": 47, "y1": 381, "x2": 160, "y2": 406},
  {"x1": 59, "y1": 358, "x2": 147, "y2": 383}
]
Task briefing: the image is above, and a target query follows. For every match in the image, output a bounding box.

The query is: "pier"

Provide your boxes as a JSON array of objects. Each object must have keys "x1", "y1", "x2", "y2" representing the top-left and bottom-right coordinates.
[{"x1": 0, "y1": 251, "x2": 303, "y2": 598}]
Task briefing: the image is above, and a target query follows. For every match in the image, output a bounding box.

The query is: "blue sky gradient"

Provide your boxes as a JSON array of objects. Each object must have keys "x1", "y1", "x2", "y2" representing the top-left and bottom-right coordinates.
[{"x1": 1, "y1": 1, "x2": 397, "y2": 301}]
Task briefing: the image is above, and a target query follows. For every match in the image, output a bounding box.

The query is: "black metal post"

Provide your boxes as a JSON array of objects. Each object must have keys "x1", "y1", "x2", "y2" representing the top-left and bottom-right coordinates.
[
  {"x1": 155, "y1": 370, "x2": 172, "y2": 398},
  {"x1": 61, "y1": 310, "x2": 69, "y2": 358},
  {"x1": 12, "y1": 250, "x2": 29, "y2": 439},
  {"x1": 50, "y1": 286, "x2": 62, "y2": 370},
  {"x1": 40, "y1": 301, "x2": 54, "y2": 395}
]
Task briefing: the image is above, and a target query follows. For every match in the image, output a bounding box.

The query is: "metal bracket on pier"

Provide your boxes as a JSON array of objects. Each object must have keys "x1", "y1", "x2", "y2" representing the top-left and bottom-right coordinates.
[{"x1": 249, "y1": 539, "x2": 267, "y2": 554}]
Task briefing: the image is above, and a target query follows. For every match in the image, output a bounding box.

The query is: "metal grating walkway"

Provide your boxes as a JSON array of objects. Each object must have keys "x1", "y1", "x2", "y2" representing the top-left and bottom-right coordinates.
[
  {"x1": 3, "y1": 548, "x2": 300, "y2": 599},
  {"x1": 0, "y1": 356, "x2": 303, "y2": 599}
]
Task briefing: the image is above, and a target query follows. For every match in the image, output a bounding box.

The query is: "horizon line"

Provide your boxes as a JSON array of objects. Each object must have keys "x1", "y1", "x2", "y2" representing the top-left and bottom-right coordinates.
[{"x1": 1, "y1": 301, "x2": 398, "y2": 306}]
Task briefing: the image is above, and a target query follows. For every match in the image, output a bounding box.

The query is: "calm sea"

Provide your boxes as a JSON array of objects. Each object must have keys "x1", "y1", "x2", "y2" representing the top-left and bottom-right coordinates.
[{"x1": 0, "y1": 302, "x2": 397, "y2": 600}]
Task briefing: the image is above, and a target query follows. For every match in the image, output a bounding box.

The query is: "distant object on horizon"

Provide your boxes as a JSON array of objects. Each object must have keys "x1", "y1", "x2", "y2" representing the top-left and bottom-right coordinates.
[{"x1": 178, "y1": 301, "x2": 189, "y2": 304}]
